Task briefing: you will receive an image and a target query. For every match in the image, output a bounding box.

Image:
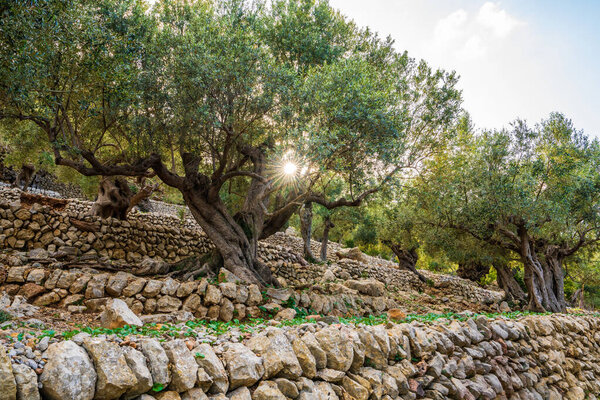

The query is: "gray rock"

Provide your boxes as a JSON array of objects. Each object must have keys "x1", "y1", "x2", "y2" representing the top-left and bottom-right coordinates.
[
  {"x1": 222, "y1": 343, "x2": 264, "y2": 390},
  {"x1": 0, "y1": 345, "x2": 17, "y2": 400},
  {"x1": 314, "y1": 327, "x2": 353, "y2": 372},
  {"x1": 99, "y1": 298, "x2": 143, "y2": 329},
  {"x1": 122, "y1": 346, "x2": 153, "y2": 399},
  {"x1": 247, "y1": 330, "x2": 301, "y2": 379},
  {"x1": 139, "y1": 338, "x2": 171, "y2": 386},
  {"x1": 193, "y1": 344, "x2": 228, "y2": 394},
  {"x1": 82, "y1": 337, "x2": 137, "y2": 400},
  {"x1": 40, "y1": 341, "x2": 96, "y2": 400},
  {"x1": 252, "y1": 381, "x2": 286, "y2": 400},
  {"x1": 13, "y1": 363, "x2": 40, "y2": 400},
  {"x1": 228, "y1": 387, "x2": 251, "y2": 400},
  {"x1": 162, "y1": 340, "x2": 198, "y2": 392}
]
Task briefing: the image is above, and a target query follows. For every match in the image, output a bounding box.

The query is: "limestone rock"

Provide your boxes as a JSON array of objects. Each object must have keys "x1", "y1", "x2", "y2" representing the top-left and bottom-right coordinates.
[
  {"x1": 247, "y1": 330, "x2": 302, "y2": 379},
  {"x1": 228, "y1": 387, "x2": 251, "y2": 400},
  {"x1": 315, "y1": 327, "x2": 354, "y2": 372},
  {"x1": 13, "y1": 363, "x2": 40, "y2": 400},
  {"x1": 205, "y1": 285, "x2": 222, "y2": 305},
  {"x1": 162, "y1": 340, "x2": 198, "y2": 392},
  {"x1": 292, "y1": 337, "x2": 317, "y2": 379},
  {"x1": 182, "y1": 388, "x2": 209, "y2": 400},
  {"x1": 193, "y1": 343, "x2": 228, "y2": 394},
  {"x1": 344, "y1": 279, "x2": 384, "y2": 297},
  {"x1": 122, "y1": 346, "x2": 153, "y2": 399},
  {"x1": 301, "y1": 332, "x2": 327, "y2": 370},
  {"x1": 82, "y1": 337, "x2": 137, "y2": 400},
  {"x1": 341, "y1": 376, "x2": 368, "y2": 400},
  {"x1": 139, "y1": 338, "x2": 171, "y2": 386},
  {"x1": 223, "y1": 343, "x2": 264, "y2": 389},
  {"x1": 252, "y1": 381, "x2": 286, "y2": 400},
  {"x1": 40, "y1": 341, "x2": 96, "y2": 400},
  {"x1": 0, "y1": 345, "x2": 17, "y2": 400},
  {"x1": 100, "y1": 298, "x2": 143, "y2": 329}
]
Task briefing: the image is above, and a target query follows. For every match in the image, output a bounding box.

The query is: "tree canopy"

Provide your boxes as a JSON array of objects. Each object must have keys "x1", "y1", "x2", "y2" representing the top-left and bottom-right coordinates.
[{"x1": 0, "y1": 0, "x2": 461, "y2": 286}]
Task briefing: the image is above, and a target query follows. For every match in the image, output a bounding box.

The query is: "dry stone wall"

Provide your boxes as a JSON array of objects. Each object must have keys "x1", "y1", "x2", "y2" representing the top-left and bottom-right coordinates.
[
  {"x1": 0, "y1": 263, "x2": 398, "y2": 321},
  {"x1": 0, "y1": 187, "x2": 503, "y2": 305},
  {"x1": 1, "y1": 313, "x2": 599, "y2": 400}
]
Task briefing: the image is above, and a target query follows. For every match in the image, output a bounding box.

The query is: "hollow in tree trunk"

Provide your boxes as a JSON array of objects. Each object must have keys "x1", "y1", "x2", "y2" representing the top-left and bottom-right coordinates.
[
  {"x1": 320, "y1": 216, "x2": 334, "y2": 262},
  {"x1": 494, "y1": 262, "x2": 526, "y2": 304},
  {"x1": 299, "y1": 201, "x2": 316, "y2": 262},
  {"x1": 90, "y1": 177, "x2": 132, "y2": 219},
  {"x1": 384, "y1": 241, "x2": 427, "y2": 282}
]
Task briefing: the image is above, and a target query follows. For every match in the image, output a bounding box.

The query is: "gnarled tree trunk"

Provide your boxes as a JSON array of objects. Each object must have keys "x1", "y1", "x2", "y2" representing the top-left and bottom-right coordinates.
[
  {"x1": 518, "y1": 226, "x2": 566, "y2": 312},
  {"x1": 91, "y1": 177, "x2": 159, "y2": 220},
  {"x1": 299, "y1": 201, "x2": 316, "y2": 262},
  {"x1": 184, "y1": 187, "x2": 277, "y2": 287},
  {"x1": 320, "y1": 216, "x2": 334, "y2": 262},
  {"x1": 456, "y1": 261, "x2": 490, "y2": 282},
  {"x1": 15, "y1": 163, "x2": 35, "y2": 192},
  {"x1": 385, "y1": 241, "x2": 426, "y2": 282},
  {"x1": 494, "y1": 262, "x2": 526, "y2": 304},
  {"x1": 90, "y1": 177, "x2": 132, "y2": 219}
]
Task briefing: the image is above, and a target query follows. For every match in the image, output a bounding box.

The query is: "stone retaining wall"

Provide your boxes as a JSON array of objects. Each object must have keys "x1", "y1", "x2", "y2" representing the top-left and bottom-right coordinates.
[
  {"x1": 1, "y1": 313, "x2": 598, "y2": 400},
  {"x1": 0, "y1": 263, "x2": 399, "y2": 321},
  {"x1": 0, "y1": 187, "x2": 503, "y2": 305}
]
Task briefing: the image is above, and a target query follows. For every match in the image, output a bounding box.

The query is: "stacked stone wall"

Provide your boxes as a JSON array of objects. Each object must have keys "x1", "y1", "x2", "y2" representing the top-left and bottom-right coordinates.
[
  {"x1": 0, "y1": 313, "x2": 598, "y2": 399},
  {"x1": 0, "y1": 187, "x2": 504, "y2": 305}
]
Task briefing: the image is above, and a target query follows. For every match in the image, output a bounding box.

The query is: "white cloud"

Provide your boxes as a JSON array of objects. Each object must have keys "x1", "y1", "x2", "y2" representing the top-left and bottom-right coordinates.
[
  {"x1": 458, "y1": 35, "x2": 487, "y2": 60},
  {"x1": 431, "y1": 2, "x2": 523, "y2": 62},
  {"x1": 476, "y1": 2, "x2": 523, "y2": 38},
  {"x1": 433, "y1": 9, "x2": 468, "y2": 45}
]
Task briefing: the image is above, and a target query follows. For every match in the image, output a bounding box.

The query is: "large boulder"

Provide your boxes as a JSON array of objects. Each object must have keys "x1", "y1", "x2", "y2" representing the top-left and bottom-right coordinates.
[
  {"x1": 82, "y1": 337, "x2": 137, "y2": 400},
  {"x1": 40, "y1": 341, "x2": 97, "y2": 400},
  {"x1": 162, "y1": 340, "x2": 198, "y2": 392},
  {"x1": 314, "y1": 327, "x2": 354, "y2": 372},
  {"x1": 192, "y1": 344, "x2": 228, "y2": 394},
  {"x1": 0, "y1": 345, "x2": 17, "y2": 400},
  {"x1": 344, "y1": 279, "x2": 385, "y2": 297},
  {"x1": 99, "y1": 298, "x2": 143, "y2": 329},
  {"x1": 335, "y1": 247, "x2": 366, "y2": 263},
  {"x1": 222, "y1": 343, "x2": 264, "y2": 390}
]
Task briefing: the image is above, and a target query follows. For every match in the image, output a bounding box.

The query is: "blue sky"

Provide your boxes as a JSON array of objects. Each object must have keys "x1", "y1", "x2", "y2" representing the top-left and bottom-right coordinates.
[{"x1": 329, "y1": 0, "x2": 600, "y2": 137}]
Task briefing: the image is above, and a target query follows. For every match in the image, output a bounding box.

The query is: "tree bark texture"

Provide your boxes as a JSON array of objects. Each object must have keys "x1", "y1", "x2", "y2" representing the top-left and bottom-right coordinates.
[
  {"x1": 320, "y1": 217, "x2": 334, "y2": 262},
  {"x1": 494, "y1": 262, "x2": 526, "y2": 304}
]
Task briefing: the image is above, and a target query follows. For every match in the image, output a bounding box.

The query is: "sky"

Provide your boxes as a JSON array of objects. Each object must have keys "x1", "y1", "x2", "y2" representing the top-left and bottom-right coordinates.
[{"x1": 328, "y1": 0, "x2": 600, "y2": 137}]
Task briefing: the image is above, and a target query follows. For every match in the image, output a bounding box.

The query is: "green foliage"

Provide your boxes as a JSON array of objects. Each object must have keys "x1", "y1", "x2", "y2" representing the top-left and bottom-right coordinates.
[{"x1": 0, "y1": 311, "x2": 12, "y2": 323}]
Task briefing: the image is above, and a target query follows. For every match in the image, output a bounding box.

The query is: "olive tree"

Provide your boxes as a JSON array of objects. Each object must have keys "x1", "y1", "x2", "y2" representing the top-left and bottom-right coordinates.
[
  {"x1": 0, "y1": 0, "x2": 460, "y2": 286},
  {"x1": 417, "y1": 114, "x2": 600, "y2": 312}
]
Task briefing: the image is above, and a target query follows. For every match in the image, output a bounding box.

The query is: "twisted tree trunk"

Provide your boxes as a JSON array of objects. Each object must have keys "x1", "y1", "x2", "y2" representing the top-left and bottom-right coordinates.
[
  {"x1": 518, "y1": 226, "x2": 566, "y2": 312},
  {"x1": 299, "y1": 202, "x2": 316, "y2": 262},
  {"x1": 320, "y1": 216, "x2": 334, "y2": 262},
  {"x1": 494, "y1": 262, "x2": 526, "y2": 304},
  {"x1": 385, "y1": 241, "x2": 426, "y2": 282}
]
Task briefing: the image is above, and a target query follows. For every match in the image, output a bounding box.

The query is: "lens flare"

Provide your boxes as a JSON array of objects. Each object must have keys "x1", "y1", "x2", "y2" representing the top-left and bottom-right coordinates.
[{"x1": 283, "y1": 162, "x2": 298, "y2": 176}]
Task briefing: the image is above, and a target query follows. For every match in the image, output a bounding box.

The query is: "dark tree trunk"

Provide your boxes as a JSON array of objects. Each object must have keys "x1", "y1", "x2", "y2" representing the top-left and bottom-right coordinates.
[
  {"x1": 320, "y1": 216, "x2": 334, "y2": 262},
  {"x1": 15, "y1": 164, "x2": 35, "y2": 192},
  {"x1": 385, "y1": 241, "x2": 427, "y2": 282},
  {"x1": 456, "y1": 261, "x2": 490, "y2": 282},
  {"x1": 517, "y1": 226, "x2": 566, "y2": 312},
  {"x1": 494, "y1": 262, "x2": 526, "y2": 304},
  {"x1": 184, "y1": 188, "x2": 277, "y2": 287},
  {"x1": 90, "y1": 177, "x2": 132, "y2": 219},
  {"x1": 299, "y1": 202, "x2": 316, "y2": 262}
]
